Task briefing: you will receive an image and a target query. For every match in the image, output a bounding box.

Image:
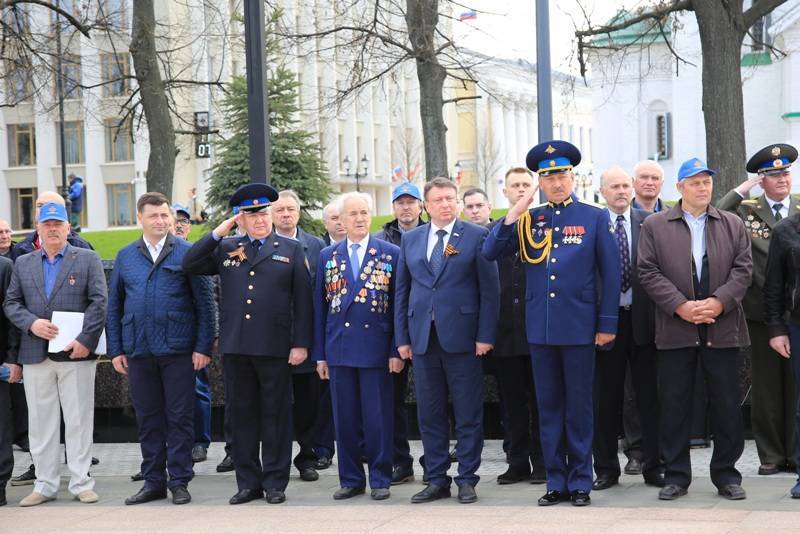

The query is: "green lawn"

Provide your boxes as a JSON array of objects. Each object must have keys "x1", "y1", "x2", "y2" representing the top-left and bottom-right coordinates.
[{"x1": 82, "y1": 209, "x2": 512, "y2": 260}]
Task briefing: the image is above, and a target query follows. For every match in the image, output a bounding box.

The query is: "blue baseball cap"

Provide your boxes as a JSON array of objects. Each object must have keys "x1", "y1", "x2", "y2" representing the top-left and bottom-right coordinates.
[
  {"x1": 172, "y1": 203, "x2": 190, "y2": 219},
  {"x1": 392, "y1": 182, "x2": 422, "y2": 201},
  {"x1": 677, "y1": 158, "x2": 716, "y2": 181},
  {"x1": 38, "y1": 202, "x2": 69, "y2": 223}
]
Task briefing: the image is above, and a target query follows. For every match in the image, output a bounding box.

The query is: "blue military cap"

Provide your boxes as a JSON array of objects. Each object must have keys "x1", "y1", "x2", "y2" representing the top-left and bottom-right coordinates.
[
  {"x1": 677, "y1": 158, "x2": 716, "y2": 181},
  {"x1": 526, "y1": 140, "x2": 582, "y2": 176},
  {"x1": 229, "y1": 183, "x2": 279, "y2": 214},
  {"x1": 392, "y1": 181, "x2": 422, "y2": 201},
  {"x1": 746, "y1": 143, "x2": 797, "y2": 175},
  {"x1": 172, "y1": 203, "x2": 190, "y2": 219},
  {"x1": 38, "y1": 202, "x2": 69, "y2": 223}
]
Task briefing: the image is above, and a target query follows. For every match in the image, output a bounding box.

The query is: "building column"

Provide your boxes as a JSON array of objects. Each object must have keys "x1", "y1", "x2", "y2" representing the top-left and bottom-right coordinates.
[{"x1": 502, "y1": 99, "x2": 517, "y2": 172}]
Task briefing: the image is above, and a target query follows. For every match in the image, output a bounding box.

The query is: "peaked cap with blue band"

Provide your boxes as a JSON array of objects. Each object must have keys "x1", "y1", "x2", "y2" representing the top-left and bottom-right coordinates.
[
  {"x1": 229, "y1": 182, "x2": 279, "y2": 214},
  {"x1": 746, "y1": 143, "x2": 797, "y2": 175},
  {"x1": 526, "y1": 140, "x2": 582, "y2": 175}
]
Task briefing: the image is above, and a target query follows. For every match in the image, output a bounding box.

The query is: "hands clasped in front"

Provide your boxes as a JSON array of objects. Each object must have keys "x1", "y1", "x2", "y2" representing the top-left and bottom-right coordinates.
[{"x1": 675, "y1": 297, "x2": 724, "y2": 325}]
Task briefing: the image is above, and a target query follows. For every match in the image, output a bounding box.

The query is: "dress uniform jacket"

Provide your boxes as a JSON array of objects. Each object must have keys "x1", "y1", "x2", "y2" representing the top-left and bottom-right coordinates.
[
  {"x1": 182, "y1": 232, "x2": 313, "y2": 356},
  {"x1": 487, "y1": 220, "x2": 528, "y2": 356},
  {"x1": 483, "y1": 194, "x2": 621, "y2": 345}
]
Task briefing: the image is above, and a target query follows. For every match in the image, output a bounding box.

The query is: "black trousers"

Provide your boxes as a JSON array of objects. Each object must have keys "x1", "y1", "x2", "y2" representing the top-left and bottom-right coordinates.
[
  {"x1": 0, "y1": 381, "x2": 13, "y2": 486},
  {"x1": 593, "y1": 309, "x2": 660, "y2": 478},
  {"x1": 10, "y1": 382, "x2": 28, "y2": 449},
  {"x1": 493, "y1": 354, "x2": 543, "y2": 474},
  {"x1": 621, "y1": 365, "x2": 643, "y2": 459},
  {"x1": 393, "y1": 362, "x2": 413, "y2": 470},
  {"x1": 658, "y1": 346, "x2": 744, "y2": 489},
  {"x1": 292, "y1": 371, "x2": 320, "y2": 470},
  {"x1": 224, "y1": 354, "x2": 293, "y2": 492}
]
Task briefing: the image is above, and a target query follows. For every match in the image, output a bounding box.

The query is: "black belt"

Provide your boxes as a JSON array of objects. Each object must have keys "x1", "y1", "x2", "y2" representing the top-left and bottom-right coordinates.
[{"x1": 620, "y1": 305, "x2": 632, "y2": 311}]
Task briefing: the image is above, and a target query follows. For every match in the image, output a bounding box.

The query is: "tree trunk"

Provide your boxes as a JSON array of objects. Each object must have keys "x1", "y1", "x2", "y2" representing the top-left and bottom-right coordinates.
[
  {"x1": 130, "y1": 0, "x2": 175, "y2": 199},
  {"x1": 406, "y1": 0, "x2": 448, "y2": 180},
  {"x1": 693, "y1": 4, "x2": 747, "y2": 201}
]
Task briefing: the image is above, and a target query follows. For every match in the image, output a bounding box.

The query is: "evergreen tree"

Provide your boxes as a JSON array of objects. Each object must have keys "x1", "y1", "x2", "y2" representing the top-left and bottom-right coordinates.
[{"x1": 206, "y1": 11, "x2": 330, "y2": 234}]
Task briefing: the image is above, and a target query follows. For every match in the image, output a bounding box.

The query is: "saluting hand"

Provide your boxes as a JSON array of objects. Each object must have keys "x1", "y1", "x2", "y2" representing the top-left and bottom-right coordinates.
[
  {"x1": 317, "y1": 361, "x2": 330, "y2": 380},
  {"x1": 504, "y1": 184, "x2": 540, "y2": 225},
  {"x1": 213, "y1": 213, "x2": 243, "y2": 239},
  {"x1": 770, "y1": 335, "x2": 791, "y2": 359},
  {"x1": 734, "y1": 175, "x2": 763, "y2": 197},
  {"x1": 112, "y1": 355, "x2": 129, "y2": 375},
  {"x1": 288, "y1": 347, "x2": 307, "y2": 366},
  {"x1": 389, "y1": 357, "x2": 404, "y2": 373}
]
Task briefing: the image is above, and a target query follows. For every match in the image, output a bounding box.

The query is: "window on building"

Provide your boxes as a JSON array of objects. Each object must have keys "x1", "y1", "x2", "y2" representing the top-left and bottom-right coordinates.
[
  {"x1": 56, "y1": 54, "x2": 82, "y2": 100},
  {"x1": 107, "y1": 183, "x2": 135, "y2": 226},
  {"x1": 7, "y1": 123, "x2": 36, "y2": 166},
  {"x1": 655, "y1": 113, "x2": 672, "y2": 160},
  {"x1": 99, "y1": 0, "x2": 125, "y2": 29},
  {"x1": 9, "y1": 187, "x2": 37, "y2": 230},
  {"x1": 5, "y1": 66, "x2": 31, "y2": 102},
  {"x1": 4, "y1": 6, "x2": 30, "y2": 34},
  {"x1": 105, "y1": 118, "x2": 133, "y2": 161},
  {"x1": 101, "y1": 53, "x2": 130, "y2": 97},
  {"x1": 57, "y1": 121, "x2": 85, "y2": 164},
  {"x1": 568, "y1": 125, "x2": 574, "y2": 143}
]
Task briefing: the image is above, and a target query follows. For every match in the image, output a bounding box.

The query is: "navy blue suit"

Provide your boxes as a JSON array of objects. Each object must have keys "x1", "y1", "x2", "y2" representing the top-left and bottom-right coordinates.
[
  {"x1": 483, "y1": 194, "x2": 621, "y2": 494},
  {"x1": 395, "y1": 219, "x2": 499, "y2": 488},
  {"x1": 313, "y1": 237, "x2": 399, "y2": 489},
  {"x1": 107, "y1": 234, "x2": 215, "y2": 491}
]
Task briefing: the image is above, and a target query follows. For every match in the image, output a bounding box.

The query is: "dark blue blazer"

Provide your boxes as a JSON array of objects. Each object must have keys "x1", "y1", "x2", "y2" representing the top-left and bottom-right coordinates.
[
  {"x1": 483, "y1": 194, "x2": 621, "y2": 346},
  {"x1": 107, "y1": 233, "x2": 215, "y2": 358},
  {"x1": 313, "y1": 236, "x2": 399, "y2": 368},
  {"x1": 394, "y1": 219, "x2": 499, "y2": 355}
]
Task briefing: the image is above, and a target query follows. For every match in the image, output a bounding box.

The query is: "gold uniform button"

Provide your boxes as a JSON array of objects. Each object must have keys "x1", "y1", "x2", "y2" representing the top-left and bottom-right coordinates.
[
  {"x1": 549, "y1": 292, "x2": 555, "y2": 298},
  {"x1": 550, "y1": 275, "x2": 556, "y2": 280},
  {"x1": 555, "y1": 227, "x2": 560, "y2": 232},
  {"x1": 248, "y1": 285, "x2": 253, "y2": 290},
  {"x1": 551, "y1": 258, "x2": 557, "y2": 263},
  {"x1": 555, "y1": 210, "x2": 561, "y2": 215},
  {"x1": 364, "y1": 324, "x2": 370, "y2": 329},
  {"x1": 553, "y1": 243, "x2": 559, "y2": 248},
  {"x1": 245, "y1": 314, "x2": 251, "y2": 319},
  {"x1": 249, "y1": 271, "x2": 255, "y2": 276},
  {"x1": 246, "y1": 299, "x2": 252, "y2": 304},
  {"x1": 345, "y1": 322, "x2": 350, "y2": 327}
]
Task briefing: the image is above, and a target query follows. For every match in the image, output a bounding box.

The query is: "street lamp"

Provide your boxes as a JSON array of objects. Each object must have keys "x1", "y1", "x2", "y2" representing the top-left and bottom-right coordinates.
[
  {"x1": 453, "y1": 160, "x2": 462, "y2": 184},
  {"x1": 343, "y1": 154, "x2": 369, "y2": 192}
]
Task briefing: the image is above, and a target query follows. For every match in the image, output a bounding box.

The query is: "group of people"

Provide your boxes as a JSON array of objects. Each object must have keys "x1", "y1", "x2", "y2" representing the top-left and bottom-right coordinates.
[{"x1": 1, "y1": 138, "x2": 799, "y2": 510}]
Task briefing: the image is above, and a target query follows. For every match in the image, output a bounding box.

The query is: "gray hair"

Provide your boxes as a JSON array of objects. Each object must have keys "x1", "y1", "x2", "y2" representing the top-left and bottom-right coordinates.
[
  {"x1": 335, "y1": 191, "x2": 373, "y2": 213},
  {"x1": 633, "y1": 160, "x2": 665, "y2": 179},
  {"x1": 600, "y1": 165, "x2": 633, "y2": 188},
  {"x1": 277, "y1": 189, "x2": 302, "y2": 209},
  {"x1": 322, "y1": 199, "x2": 340, "y2": 221}
]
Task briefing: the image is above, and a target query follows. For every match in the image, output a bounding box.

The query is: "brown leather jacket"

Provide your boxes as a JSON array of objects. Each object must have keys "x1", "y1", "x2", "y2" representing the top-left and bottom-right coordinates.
[{"x1": 637, "y1": 202, "x2": 752, "y2": 350}]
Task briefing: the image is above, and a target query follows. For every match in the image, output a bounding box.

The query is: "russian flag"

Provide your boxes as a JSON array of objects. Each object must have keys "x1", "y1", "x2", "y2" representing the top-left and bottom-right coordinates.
[{"x1": 459, "y1": 10, "x2": 477, "y2": 21}]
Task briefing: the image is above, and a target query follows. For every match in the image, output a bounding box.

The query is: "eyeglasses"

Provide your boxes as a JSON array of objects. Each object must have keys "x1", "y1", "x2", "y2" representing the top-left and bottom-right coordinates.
[{"x1": 175, "y1": 218, "x2": 191, "y2": 226}]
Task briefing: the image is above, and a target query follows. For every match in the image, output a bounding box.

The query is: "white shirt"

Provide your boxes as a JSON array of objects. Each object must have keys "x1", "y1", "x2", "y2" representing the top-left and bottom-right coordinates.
[
  {"x1": 682, "y1": 210, "x2": 707, "y2": 280},
  {"x1": 346, "y1": 234, "x2": 370, "y2": 271},
  {"x1": 765, "y1": 195, "x2": 790, "y2": 220},
  {"x1": 276, "y1": 228, "x2": 299, "y2": 241},
  {"x1": 608, "y1": 208, "x2": 633, "y2": 307},
  {"x1": 145, "y1": 234, "x2": 168, "y2": 263},
  {"x1": 426, "y1": 219, "x2": 457, "y2": 261}
]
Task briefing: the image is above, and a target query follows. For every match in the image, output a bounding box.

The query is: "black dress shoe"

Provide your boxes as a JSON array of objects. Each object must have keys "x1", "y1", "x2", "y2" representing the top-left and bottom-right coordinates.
[
  {"x1": 229, "y1": 488, "x2": 263, "y2": 505},
  {"x1": 315, "y1": 456, "x2": 332, "y2": 470},
  {"x1": 623, "y1": 457, "x2": 642, "y2": 475},
  {"x1": 457, "y1": 484, "x2": 477, "y2": 504},
  {"x1": 371, "y1": 488, "x2": 390, "y2": 500},
  {"x1": 571, "y1": 490, "x2": 591, "y2": 506},
  {"x1": 0, "y1": 487, "x2": 6, "y2": 507},
  {"x1": 125, "y1": 486, "x2": 168, "y2": 505},
  {"x1": 191, "y1": 445, "x2": 207, "y2": 463},
  {"x1": 643, "y1": 472, "x2": 666, "y2": 487},
  {"x1": 538, "y1": 490, "x2": 569, "y2": 506},
  {"x1": 718, "y1": 484, "x2": 746, "y2": 500},
  {"x1": 10, "y1": 465, "x2": 35, "y2": 486},
  {"x1": 758, "y1": 463, "x2": 780, "y2": 475},
  {"x1": 497, "y1": 468, "x2": 530, "y2": 485},
  {"x1": 299, "y1": 467, "x2": 319, "y2": 482},
  {"x1": 449, "y1": 448, "x2": 458, "y2": 463},
  {"x1": 131, "y1": 471, "x2": 144, "y2": 482},
  {"x1": 333, "y1": 487, "x2": 365, "y2": 500},
  {"x1": 391, "y1": 465, "x2": 415, "y2": 485},
  {"x1": 216, "y1": 454, "x2": 234, "y2": 473},
  {"x1": 411, "y1": 483, "x2": 451, "y2": 503},
  {"x1": 591, "y1": 475, "x2": 618, "y2": 490},
  {"x1": 91, "y1": 457, "x2": 100, "y2": 466},
  {"x1": 171, "y1": 485, "x2": 191, "y2": 505},
  {"x1": 530, "y1": 471, "x2": 547, "y2": 485},
  {"x1": 265, "y1": 489, "x2": 286, "y2": 504},
  {"x1": 658, "y1": 484, "x2": 687, "y2": 500}
]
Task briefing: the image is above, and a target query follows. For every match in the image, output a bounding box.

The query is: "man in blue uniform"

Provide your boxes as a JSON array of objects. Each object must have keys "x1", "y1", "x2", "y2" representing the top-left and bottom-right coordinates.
[
  {"x1": 395, "y1": 177, "x2": 500, "y2": 504},
  {"x1": 182, "y1": 183, "x2": 313, "y2": 505},
  {"x1": 313, "y1": 191, "x2": 403, "y2": 500},
  {"x1": 483, "y1": 141, "x2": 621, "y2": 506}
]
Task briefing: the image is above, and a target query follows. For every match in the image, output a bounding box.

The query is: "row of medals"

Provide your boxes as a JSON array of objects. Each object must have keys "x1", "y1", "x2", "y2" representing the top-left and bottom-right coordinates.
[
  {"x1": 324, "y1": 255, "x2": 393, "y2": 314},
  {"x1": 745, "y1": 214, "x2": 770, "y2": 240}
]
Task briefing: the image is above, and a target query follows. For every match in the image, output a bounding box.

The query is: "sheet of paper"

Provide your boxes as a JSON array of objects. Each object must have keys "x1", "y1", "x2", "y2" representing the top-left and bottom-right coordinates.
[{"x1": 48, "y1": 311, "x2": 107, "y2": 354}]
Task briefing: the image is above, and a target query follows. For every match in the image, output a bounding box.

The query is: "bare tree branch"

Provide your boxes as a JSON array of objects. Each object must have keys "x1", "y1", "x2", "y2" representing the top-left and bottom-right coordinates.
[{"x1": 743, "y1": 0, "x2": 788, "y2": 29}]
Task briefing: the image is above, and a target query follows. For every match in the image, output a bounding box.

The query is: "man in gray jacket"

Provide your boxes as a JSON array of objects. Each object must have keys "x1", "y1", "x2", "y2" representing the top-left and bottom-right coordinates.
[{"x1": 4, "y1": 202, "x2": 107, "y2": 507}]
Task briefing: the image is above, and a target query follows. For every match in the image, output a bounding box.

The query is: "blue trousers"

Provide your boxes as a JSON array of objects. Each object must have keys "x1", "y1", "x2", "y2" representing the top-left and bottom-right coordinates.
[
  {"x1": 330, "y1": 366, "x2": 393, "y2": 489},
  {"x1": 414, "y1": 325, "x2": 483, "y2": 488},
  {"x1": 194, "y1": 368, "x2": 212, "y2": 448},
  {"x1": 529, "y1": 344, "x2": 595, "y2": 493},
  {"x1": 128, "y1": 354, "x2": 195, "y2": 490},
  {"x1": 313, "y1": 379, "x2": 336, "y2": 460}
]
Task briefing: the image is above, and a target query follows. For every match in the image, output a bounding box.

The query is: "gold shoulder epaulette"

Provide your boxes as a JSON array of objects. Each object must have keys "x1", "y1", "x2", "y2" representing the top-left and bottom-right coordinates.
[{"x1": 741, "y1": 199, "x2": 758, "y2": 205}]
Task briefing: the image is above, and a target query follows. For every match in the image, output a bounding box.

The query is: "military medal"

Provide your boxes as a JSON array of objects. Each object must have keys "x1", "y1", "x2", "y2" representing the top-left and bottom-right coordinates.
[
  {"x1": 227, "y1": 246, "x2": 247, "y2": 263},
  {"x1": 68, "y1": 274, "x2": 76, "y2": 286}
]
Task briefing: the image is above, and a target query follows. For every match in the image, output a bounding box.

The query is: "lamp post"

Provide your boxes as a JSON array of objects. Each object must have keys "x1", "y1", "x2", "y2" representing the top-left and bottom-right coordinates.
[
  {"x1": 453, "y1": 160, "x2": 462, "y2": 184},
  {"x1": 54, "y1": 0, "x2": 71, "y2": 215},
  {"x1": 243, "y1": 0, "x2": 270, "y2": 183},
  {"x1": 343, "y1": 154, "x2": 369, "y2": 192}
]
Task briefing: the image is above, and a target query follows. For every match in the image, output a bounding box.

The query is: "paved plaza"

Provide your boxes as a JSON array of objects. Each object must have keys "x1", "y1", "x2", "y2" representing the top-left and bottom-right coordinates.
[{"x1": 5, "y1": 440, "x2": 800, "y2": 533}]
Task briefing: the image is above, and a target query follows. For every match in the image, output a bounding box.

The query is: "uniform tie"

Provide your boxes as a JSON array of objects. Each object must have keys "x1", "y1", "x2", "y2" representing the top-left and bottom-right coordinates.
[
  {"x1": 251, "y1": 239, "x2": 262, "y2": 253},
  {"x1": 615, "y1": 215, "x2": 631, "y2": 293},
  {"x1": 774, "y1": 202, "x2": 784, "y2": 221},
  {"x1": 429, "y1": 229, "x2": 447, "y2": 275},
  {"x1": 349, "y1": 243, "x2": 360, "y2": 284}
]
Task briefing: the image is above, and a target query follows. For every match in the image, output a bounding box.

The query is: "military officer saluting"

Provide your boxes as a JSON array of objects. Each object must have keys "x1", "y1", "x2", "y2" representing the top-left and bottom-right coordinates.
[
  {"x1": 182, "y1": 183, "x2": 313, "y2": 505},
  {"x1": 483, "y1": 141, "x2": 621, "y2": 507},
  {"x1": 313, "y1": 191, "x2": 403, "y2": 501},
  {"x1": 718, "y1": 143, "x2": 799, "y2": 476}
]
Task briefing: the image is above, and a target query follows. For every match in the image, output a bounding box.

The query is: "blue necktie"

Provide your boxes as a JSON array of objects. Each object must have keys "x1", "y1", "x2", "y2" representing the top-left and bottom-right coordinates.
[
  {"x1": 615, "y1": 215, "x2": 631, "y2": 293},
  {"x1": 349, "y1": 243, "x2": 360, "y2": 284},
  {"x1": 429, "y1": 229, "x2": 447, "y2": 275}
]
